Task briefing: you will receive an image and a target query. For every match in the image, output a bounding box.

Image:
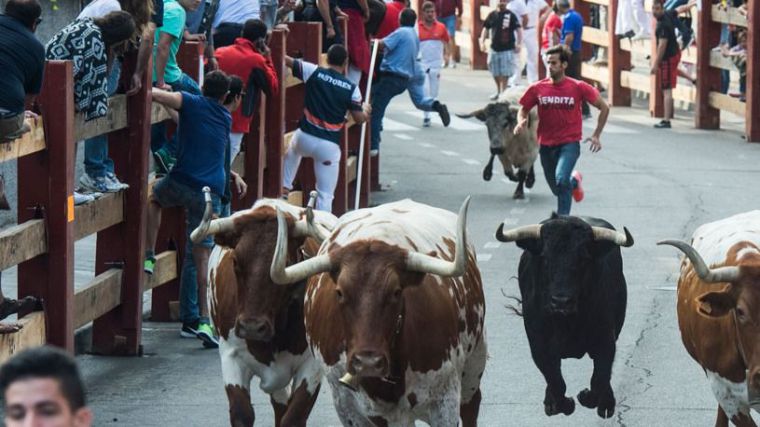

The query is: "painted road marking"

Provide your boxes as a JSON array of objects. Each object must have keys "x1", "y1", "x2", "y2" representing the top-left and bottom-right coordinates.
[
  {"x1": 395, "y1": 133, "x2": 413, "y2": 140},
  {"x1": 484, "y1": 242, "x2": 501, "y2": 249},
  {"x1": 582, "y1": 121, "x2": 635, "y2": 134},
  {"x1": 510, "y1": 208, "x2": 526, "y2": 215},
  {"x1": 383, "y1": 118, "x2": 418, "y2": 131},
  {"x1": 441, "y1": 150, "x2": 459, "y2": 156},
  {"x1": 418, "y1": 142, "x2": 435, "y2": 148},
  {"x1": 462, "y1": 158, "x2": 481, "y2": 165},
  {"x1": 477, "y1": 253, "x2": 493, "y2": 262},
  {"x1": 405, "y1": 110, "x2": 484, "y2": 131}
]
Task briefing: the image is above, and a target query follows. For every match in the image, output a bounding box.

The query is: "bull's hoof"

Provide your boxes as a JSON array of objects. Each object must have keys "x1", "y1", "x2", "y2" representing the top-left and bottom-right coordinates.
[
  {"x1": 596, "y1": 395, "x2": 615, "y2": 419},
  {"x1": 512, "y1": 191, "x2": 525, "y2": 200},
  {"x1": 482, "y1": 168, "x2": 493, "y2": 181},
  {"x1": 544, "y1": 396, "x2": 575, "y2": 417},
  {"x1": 577, "y1": 388, "x2": 598, "y2": 408},
  {"x1": 526, "y1": 173, "x2": 536, "y2": 189}
]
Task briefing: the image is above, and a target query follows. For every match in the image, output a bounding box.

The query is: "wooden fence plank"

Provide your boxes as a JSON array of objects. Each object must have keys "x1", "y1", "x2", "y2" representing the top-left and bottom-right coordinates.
[
  {"x1": 696, "y1": 1, "x2": 722, "y2": 129},
  {"x1": 73, "y1": 269, "x2": 122, "y2": 329},
  {"x1": 0, "y1": 312, "x2": 46, "y2": 363},
  {"x1": 0, "y1": 220, "x2": 47, "y2": 271},
  {"x1": 581, "y1": 63, "x2": 609, "y2": 84},
  {"x1": 74, "y1": 95, "x2": 128, "y2": 141},
  {"x1": 621, "y1": 71, "x2": 650, "y2": 92},
  {"x1": 150, "y1": 102, "x2": 172, "y2": 125},
  {"x1": 143, "y1": 250, "x2": 178, "y2": 291},
  {"x1": 582, "y1": 26, "x2": 609, "y2": 47},
  {"x1": 708, "y1": 91, "x2": 746, "y2": 116},
  {"x1": 0, "y1": 119, "x2": 45, "y2": 162},
  {"x1": 73, "y1": 192, "x2": 124, "y2": 241},
  {"x1": 711, "y1": 4, "x2": 748, "y2": 27}
]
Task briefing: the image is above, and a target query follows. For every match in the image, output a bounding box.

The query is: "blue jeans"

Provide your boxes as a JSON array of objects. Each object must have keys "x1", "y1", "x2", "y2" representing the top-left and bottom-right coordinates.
[
  {"x1": 179, "y1": 202, "x2": 230, "y2": 325},
  {"x1": 407, "y1": 64, "x2": 436, "y2": 112},
  {"x1": 664, "y1": 0, "x2": 688, "y2": 9},
  {"x1": 540, "y1": 142, "x2": 580, "y2": 215},
  {"x1": 370, "y1": 73, "x2": 409, "y2": 150},
  {"x1": 150, "y1": 73, "x2": 201, "y2": 156},
  {"x1": 83, "y1": 60, "x2": 121, "y2": 178}
]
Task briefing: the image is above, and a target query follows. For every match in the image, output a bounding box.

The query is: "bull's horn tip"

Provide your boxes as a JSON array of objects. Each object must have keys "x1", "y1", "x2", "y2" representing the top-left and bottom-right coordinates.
[
  {"x1": 656, "y1": 239, "x2": 678, "y2": 246},
  {"x1": 495, "y1": 223, "x2": 506, "y2": 242},
  {"x1": 623, "y1": 227, "x2": 634, "y2": 247}
]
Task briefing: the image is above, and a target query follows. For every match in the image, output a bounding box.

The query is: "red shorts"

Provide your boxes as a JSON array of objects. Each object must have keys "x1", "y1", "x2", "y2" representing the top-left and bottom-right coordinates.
[
  {"x1": 659, "y1": 51, "x2": 680, "y2": 90},
  {"x1": 344, "y1": 9, "x2": 370, "y2": 74}
]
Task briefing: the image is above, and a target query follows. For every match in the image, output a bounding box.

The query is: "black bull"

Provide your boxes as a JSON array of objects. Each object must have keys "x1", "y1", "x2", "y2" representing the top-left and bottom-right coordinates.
[{"x1": 496, "y1": 214, "x2": 633, "y2": 419}]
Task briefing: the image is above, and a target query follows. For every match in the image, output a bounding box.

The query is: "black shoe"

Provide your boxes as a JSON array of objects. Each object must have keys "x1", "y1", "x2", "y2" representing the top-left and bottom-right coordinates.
[
  {"x1": 180, "y1": 320, "x2": 199, "y2": 338},
  {"x1": 654, "y1": 120, "x2": 671, "y2": 129},
  {"x1": 433, "y1": 101, "x2": 451, "y2": 127}
]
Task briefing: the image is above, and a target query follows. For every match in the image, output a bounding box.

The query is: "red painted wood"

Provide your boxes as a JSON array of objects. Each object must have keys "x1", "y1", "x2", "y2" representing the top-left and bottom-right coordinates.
[
  {"x1": 607, "y1": 0, "x2": 631, "y2": 106},
  {"x1": 649, "y1": 27, "x2": 664, "y2": 118},
  {"x1": 91, "y1": 52, "x2": 151, "y2": 355},
  {"x1": 695, "y1": 2, "x2": 720, "y2": 128},
  {"x1": 470, "y1": 0, "x2": 487, "y2": 69},
  {"x1": 264, "y1": 30, "x2": 287, "y2": 198},
  {"x1": 745, "y1": 0, "x2": 759, "y2": 142},
  {"x1": 17, "y1": 61, "x2": 75, "y2": 352}
]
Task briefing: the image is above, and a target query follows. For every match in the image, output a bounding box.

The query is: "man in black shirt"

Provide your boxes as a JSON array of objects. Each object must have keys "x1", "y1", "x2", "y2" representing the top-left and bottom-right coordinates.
[
  {"x1": 480, "y1": 0, "x2": 521, "y2": 100},
  {"x1": 0, "y1": 0, "x2": 45, "y2": 143},
  {"x1": 651, "y1": 0, "x2": 680, "y2": 129}
]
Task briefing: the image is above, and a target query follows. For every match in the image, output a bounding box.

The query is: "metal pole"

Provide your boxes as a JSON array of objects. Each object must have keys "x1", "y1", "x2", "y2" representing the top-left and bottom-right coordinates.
[{"x1": 354, "y1": 39, "x2": 380, "y2": 211}]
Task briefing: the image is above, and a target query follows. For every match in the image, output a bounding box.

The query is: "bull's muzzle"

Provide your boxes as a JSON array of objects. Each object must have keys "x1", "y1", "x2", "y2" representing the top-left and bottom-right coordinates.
[
  {"x1": 490, "y1": 146, "x2": 505, "y2": 155},
  {"x1": 235, "y1": 316, "x2": 273, "y2": 341},
  {"x1": 350, "y1": 351, "x2": 388, "y2": 378},
  {"x1": 548, "y1": 295, "x2": 577, "y2": 315}
]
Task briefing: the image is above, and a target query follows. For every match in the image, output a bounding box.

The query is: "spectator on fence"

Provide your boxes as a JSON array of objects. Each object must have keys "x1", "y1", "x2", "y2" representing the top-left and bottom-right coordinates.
[
  {"x1": 616, "y1": 0, "x2": 651, "y2": 40},
  {"x1": 434, "y1": 0, "x2": 461, "y2": 67},
  {"x1": 337, "y1": 0, "x2": 371, "y2": 83},
  {"x1": 281, "y1": 45, "x2": 371, "y2": 212},
  {"x1": 481, "y1": 0, "x2": 521, "y2": 100},
  {"x1": 374, "y1": 0, "x2": 406, "y2": 39},
  {"x1": 0, "y1": 0, "x2": 44, "y2": 144},
  {"x1": 556, "y1": 0, "x2": 590, "y2": 118},
  {"x1": 151, "y1": 0, "x2": 203, "y2": 175},
  {"x1": 76, "y1": 0, "x2": 152, "y2": 194},
  {"x1": 0, "y1": 346, "x2": 93, "y2": 427},
  {"x1": 216, "y1": 18, "x2": 279, "y2": 164},
  {"x1": 721, "y1": 28, "x2": 747, "y2": 102},
  {"x1": 540, "y1": 2, "x2": 561, "y2": 69},
  {"x1": 418, "y1": 1, "x2": 449, "y2": 127},
  {"x1": 145, "y1": 70, "x2": 232, "y2": 349},
  {"x1": 515, "y1": 44, "x2": 609, "y2": 215},
  {"x1": 650, "y1": 0, "x2": 682, "y2": 129},
  {"x1": 295, "y1": 0, "x2": 346, "y2": 51},
  {"x1": 371, "y1": 9, "x2": 449, "y2": 154},
  {"x1": 211, "y1": 0, "x2": 260, "y2": 48},
  {"x1": 505, "y1": 0, "x2": 528, "y2": 86}
]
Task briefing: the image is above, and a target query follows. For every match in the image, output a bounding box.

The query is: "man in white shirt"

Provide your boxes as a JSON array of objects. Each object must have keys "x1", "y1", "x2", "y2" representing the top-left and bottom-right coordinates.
[
  {"x1": 522, "y1": 0, "x2": 549, "y2": 83},
  {"x1": 212, "y1": 0, "x2": 260, "y2": 48},
  {"x1": 505, "y1": 0, "x2": 528, "y2": 86}
]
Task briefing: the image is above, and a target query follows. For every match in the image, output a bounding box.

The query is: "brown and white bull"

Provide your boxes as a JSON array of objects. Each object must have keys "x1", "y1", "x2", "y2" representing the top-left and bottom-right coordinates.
[
  {"x1": 193, "y1": 197, "x2": 337, "y2": 427},
  {"x1": 659, "y1": 211, "x2": 760, "y2": 426},
  {"x1": 457, "y1": 88, "x2": 539, "y2": 200},
  {"x1": 270, "y1": 198, "x2": 487, "y2": 426}
]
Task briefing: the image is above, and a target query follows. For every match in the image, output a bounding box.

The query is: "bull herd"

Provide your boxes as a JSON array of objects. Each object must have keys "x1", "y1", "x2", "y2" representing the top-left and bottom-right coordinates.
[{"x1": 189, "y1": 190, "x2": 760, "y2": 426}]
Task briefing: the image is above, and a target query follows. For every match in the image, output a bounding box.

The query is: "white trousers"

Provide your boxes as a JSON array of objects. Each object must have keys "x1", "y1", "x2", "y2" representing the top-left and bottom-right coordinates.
[
  {"x1": 523, "y1": 28, "x2": 539, "y2": 83},
  {"x1": 423, "y1": 66, "x2": 441, "y2": 120},
  {"x1": 347, "y1": 65, "x2": 362, "y2": 85},
  {"x1": 616, "y1": 0, "x2": 650, "y2": 36},
  {"x1": 282, "y1": 129, "x2": 341, "y2": 212},
  {"x1": 229, "y1": 132, "x2": 244, "y2": 167}
]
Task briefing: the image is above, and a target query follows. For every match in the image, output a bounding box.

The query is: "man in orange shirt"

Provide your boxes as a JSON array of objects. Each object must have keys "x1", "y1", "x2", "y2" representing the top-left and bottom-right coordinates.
[{"x1": 418, "y1": 1, "x2": 449, "y2": 127}]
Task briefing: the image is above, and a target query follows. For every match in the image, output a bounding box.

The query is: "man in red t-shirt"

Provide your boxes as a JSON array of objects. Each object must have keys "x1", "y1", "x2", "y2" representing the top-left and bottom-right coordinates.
[
  {"x1": 540, "y1": 5, "x2": 562, "y2": 69},
  {"x1": 514, "y1": 45, "x2": 609, "y2": 215}
]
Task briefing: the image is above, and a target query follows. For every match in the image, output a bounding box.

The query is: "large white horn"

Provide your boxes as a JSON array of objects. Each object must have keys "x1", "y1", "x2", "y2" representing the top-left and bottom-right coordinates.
[
  {"x1": 657, "y1": 239, "x2": 740, "y2": 283},
  {"x1": 592, "y1": 226, "x2": 634, "y2": 247},
  {"x1": 495, "y1": 224, "x2": 542, "y2": 242},
  {"x1": 405, "y1": 197, "x2": 470, "y2": 277},
  {"x1": 190, "y1": 187, "x2": 236, "y2": 243},
  {"x1": 270, "y1": 208, "x2": 333, "y2": 285},
  {"x1": 305, "y1": 191, "x2": 330, "y2": 243}
]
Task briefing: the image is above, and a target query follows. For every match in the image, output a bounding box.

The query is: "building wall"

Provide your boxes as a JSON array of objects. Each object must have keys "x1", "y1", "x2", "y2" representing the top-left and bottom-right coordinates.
[{"x1": 0, "y1": 0, "x2": 83, "y2": 43}]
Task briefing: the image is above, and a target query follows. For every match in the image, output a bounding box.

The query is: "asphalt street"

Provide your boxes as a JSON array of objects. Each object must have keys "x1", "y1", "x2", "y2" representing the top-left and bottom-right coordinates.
[{"x1": 72, "y1": 67, "x2": 758, "y2": 426}]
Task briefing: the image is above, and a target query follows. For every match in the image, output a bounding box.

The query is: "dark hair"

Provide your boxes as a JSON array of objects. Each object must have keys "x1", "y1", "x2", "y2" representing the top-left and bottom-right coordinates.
[
  {"x1": 224, "y1": 75, "x2": 244, "y2": 104},
  {"x1": 422, "y1": 1, "x2": 435, "y2": 10},
  {"x1": 242, "y1": 18, "x2": 267, "y2": 43},
  {"x1": 399, "y1": 8, "x2": 417, "y2": 27},
  {"x1": 118, "y1": 0, "x2": 153, "y2": 33},
  {"x1": 203, "y1": 70, "x2": 231, "y2": 99},
  {"x1": 556, "y1": 0, "x2": 570, "y2": 9},
  {"x1": 651, "y1": 0, "x2": 664, "y2": 6},
  {"x1": 326, "y1": 44, "x2": 348, "y2": 66},
  {"x1": 4, "y1": 0, "x2": 42, "y2": 29},
  {"x1": 93, "y1": 11, "x2": 136, "y2": 47},
  {"x1": 545, "y1": 44, "x2": 571, "y2": 64},
  {"x1": 0, "y1": 346, "x2": 86, "y2": 411}
]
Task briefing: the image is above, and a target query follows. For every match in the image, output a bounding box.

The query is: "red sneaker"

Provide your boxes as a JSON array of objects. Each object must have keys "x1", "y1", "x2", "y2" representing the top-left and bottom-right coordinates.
[{"x1": 571, "y1": 170, "x2": 584, "y2": 202}]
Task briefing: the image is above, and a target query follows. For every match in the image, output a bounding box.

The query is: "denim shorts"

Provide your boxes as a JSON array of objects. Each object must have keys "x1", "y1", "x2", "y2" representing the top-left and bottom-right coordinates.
[
  {"x1": 152, "y1": 176, "x2": 221, "y2": 248},
  {"x1": 438, "y1": 15, "x2": 456, "y2": 37}
]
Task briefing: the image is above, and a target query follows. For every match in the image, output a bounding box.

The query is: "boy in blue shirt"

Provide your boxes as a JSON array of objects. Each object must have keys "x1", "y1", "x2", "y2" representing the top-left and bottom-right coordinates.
[
  {"x1": 557, "y1": 0, "x2": 590, "y2": 118},
  {"x1": 145, "y1": 70, "x2": 232, "y2": 348}
]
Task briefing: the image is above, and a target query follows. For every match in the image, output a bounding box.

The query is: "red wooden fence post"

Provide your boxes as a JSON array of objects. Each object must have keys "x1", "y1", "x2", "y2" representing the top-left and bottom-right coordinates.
[
  {"x1": 264, "y1": 30, "x2": 287, "y2": 198},
  {"x1": 607, "y1": 0, "x2": 631, "y2": 106},
  {"x1": 470, "y1": 0, "x2": 487, "y2": 69},
  {"x1": 17, "y1": 61, "x2": 75, "y2": 352},
  {"x1": 695, "y1": 2, "x2": 720, "y2": 128},
  {"x1": 91, "y1": 52, "x2": 151, "y2": 355},
  {"x1": 745, "y1": 0, "x2": 759, "y2": 142}
]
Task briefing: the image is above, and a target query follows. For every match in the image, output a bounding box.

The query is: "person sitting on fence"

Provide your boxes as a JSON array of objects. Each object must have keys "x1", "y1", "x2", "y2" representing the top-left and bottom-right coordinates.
[
  {"x1": 0, "y1": 0, "x2": 44, "y2": 144},
  {"x1": 336, "y1": 0, "x2": 371, "y2": 83},
  {"x1": 721, "y1": 28, "x2": 747, "y2": 102},
  {"x1": 45, "y1": 11, "x2": 136, "y2": 205},
  {"x1": 295, "y1": 0, "x2": 347, "y2": 52},
  {"x1": 145, "y1": 70, "x2": 232, "y2": 349},
  {"x1": 0, "y1": 346, "x2": 93, "y2": 427},
  {"x1": 151, "y1": 0, "x2": 203, "y2": 175},
  {"x1": 215, "y1": 18, "x2": 279, "y2": 164},
  {"x1": 76, "y1": 0, "x2": 152, "y2": 195},
  {"x1": 281, "y1": 44, "x2": 371, "y2": 212},
  {"x1": 481, "y1": 0, "x2": 521, "y2": 100}
]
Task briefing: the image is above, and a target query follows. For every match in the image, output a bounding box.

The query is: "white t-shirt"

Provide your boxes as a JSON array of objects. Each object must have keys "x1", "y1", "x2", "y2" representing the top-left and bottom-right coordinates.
[
  {"x1": 525, "y1": 0, "x2": 549, "y2": 28},
  {"x1": 506, "y1": 0, "x2": 528, "y2": 23},
  {"x1": 78, "y1": 0, "x2": 121, "y2": 19},
  {"x1": 213, "y1": 0, "x2": 260, "y2": 28}
]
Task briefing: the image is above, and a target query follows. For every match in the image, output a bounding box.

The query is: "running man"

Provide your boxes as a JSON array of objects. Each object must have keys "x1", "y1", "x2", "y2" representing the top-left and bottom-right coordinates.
[
  {"x1": 282, "y1": 44, "x2": 371, "y2": 212},
  {"x1": 418, "y1": 1, "x2": 449, "y2": 127},
  {"x1": 514, "y1": 45, "x2": 609, "y2": 215}
]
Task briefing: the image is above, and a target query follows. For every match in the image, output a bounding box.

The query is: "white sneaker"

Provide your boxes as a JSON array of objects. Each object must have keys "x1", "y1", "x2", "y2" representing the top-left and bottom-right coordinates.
[
  {"x1": 423, "y1": 117, "x2": 431, "y2": 127},
  {"x1": 73, "y1": 191, "x2": 95, "y2": 205},
  {"x1": 106, "y1": 172, "x2": 129, "y2": 190},
  {"x1": 80, "y1": 173, "x2": 121, "y2": 193},
  {"x1": 370, "y1": 149, "x2": 379, "y2": 157},
  {"x1": 489, "y1": 92, "x2": 500, "y2": 101}
]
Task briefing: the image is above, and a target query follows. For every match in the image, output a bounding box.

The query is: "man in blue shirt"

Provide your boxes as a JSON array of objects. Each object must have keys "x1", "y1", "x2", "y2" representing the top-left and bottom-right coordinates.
[
  {"x1": 557, "y1": 0, "x2": 590, "y2": 118},
  {"x1": 370, "y1": 8, "x2": 450, "y2": 155},
  {"x1": 145, "y1": 70, "x2": 232, "y2": 349}
]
